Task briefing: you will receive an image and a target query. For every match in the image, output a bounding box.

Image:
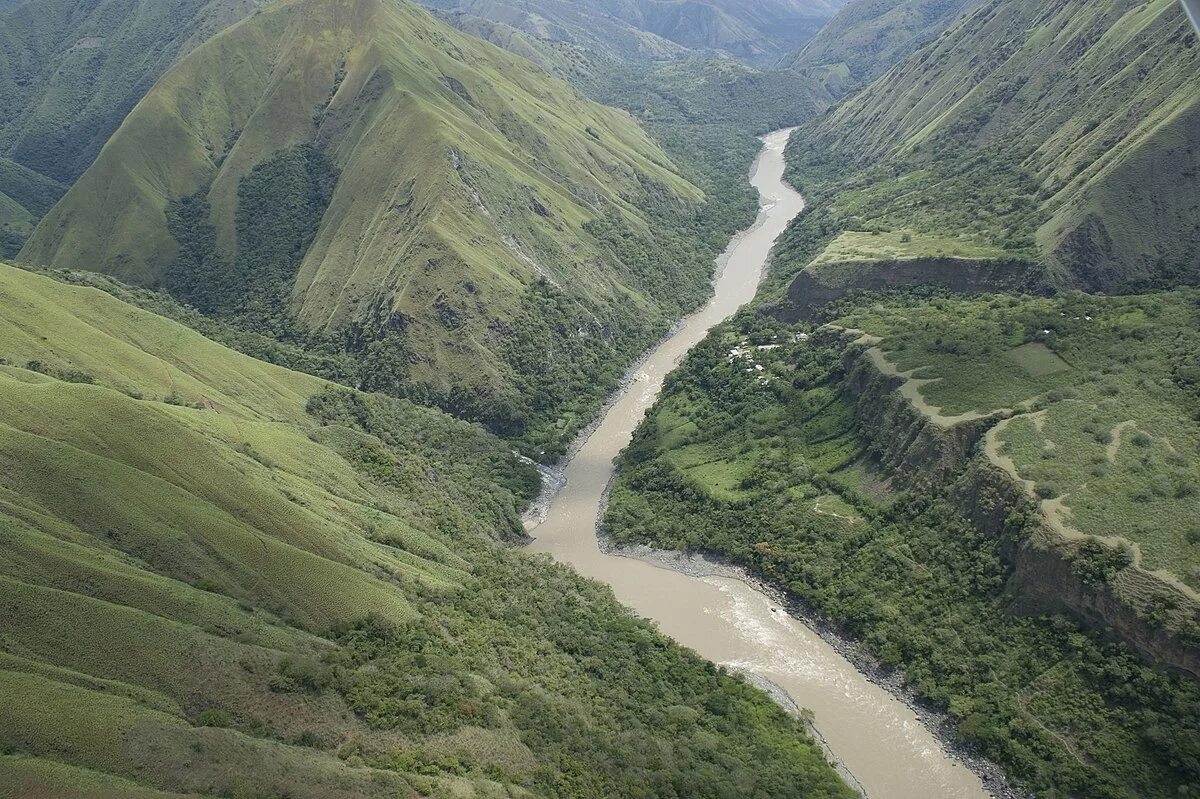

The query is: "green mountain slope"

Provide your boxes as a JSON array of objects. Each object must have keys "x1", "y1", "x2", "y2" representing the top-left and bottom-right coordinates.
[
  {"x1": 774, "y1": 0, "x2": 1200, "y2": 307},
  {"x1": 420, "y1": 0, "x2": 844, "y2": 65},
  {"x1": 0, "y1": 0, "x2": 266, "y2": 252},
  {"x1": 0, "y1": 0, "x2": 266, "y2": 185},
  {"x1": 0, "y1": 157, "x2": 65, "y2": 257},
  {"x1": 18, "y1": 0, "x2": 729, "y2": 457},
  {"x1": 781, "y1": 0, "x2": 981, "y2": 87},
  {"x1": 0, "y1": 261, "x2": 855, "y2": 798}
]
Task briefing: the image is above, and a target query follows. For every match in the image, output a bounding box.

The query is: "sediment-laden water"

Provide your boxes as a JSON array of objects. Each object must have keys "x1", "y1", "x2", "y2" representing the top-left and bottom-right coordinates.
[{"x1": 527, "y1": 129, "x2": 994, "y2": 799}]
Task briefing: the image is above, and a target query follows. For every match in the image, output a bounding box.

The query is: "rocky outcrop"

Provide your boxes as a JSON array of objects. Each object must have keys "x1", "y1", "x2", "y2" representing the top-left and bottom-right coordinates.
[
  {"x1": 1007, "y1": 529, "x2": 1200, "y2": 677},
  {"x1": 840, "y1": 342, "x2": 1002, "y2": 484},
  {"x1": 773, "y1": 257, "x2": 1045, "y2": 322},
  {"x1": 837, "y1": 341, "x2": 1200, "y2": 678}
]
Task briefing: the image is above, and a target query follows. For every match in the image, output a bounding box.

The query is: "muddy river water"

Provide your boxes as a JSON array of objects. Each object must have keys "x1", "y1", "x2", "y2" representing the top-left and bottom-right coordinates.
[{"x1": 527, "y1": 129, "x2": 992, "y2": 798}]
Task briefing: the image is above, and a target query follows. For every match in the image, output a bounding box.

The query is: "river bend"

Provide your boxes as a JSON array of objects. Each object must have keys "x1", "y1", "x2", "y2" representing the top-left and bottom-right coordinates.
[{"x1": 527, "y1": 129, "x2": 990, "y2": 799}]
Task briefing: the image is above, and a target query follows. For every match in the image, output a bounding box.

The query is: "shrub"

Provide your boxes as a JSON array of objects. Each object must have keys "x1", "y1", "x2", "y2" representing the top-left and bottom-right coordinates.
[
  {"x1": 196, "y1": 708, "x2": 229, "y2": 727},
  {"x1": 1034, "y1": 483, "x2": 1059, "y2": 500}
]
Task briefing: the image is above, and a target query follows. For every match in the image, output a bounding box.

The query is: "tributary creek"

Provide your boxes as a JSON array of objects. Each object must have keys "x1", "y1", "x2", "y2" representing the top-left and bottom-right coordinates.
[{"x1": 527, "y1": 129, "x2": 992, "y2": 799}]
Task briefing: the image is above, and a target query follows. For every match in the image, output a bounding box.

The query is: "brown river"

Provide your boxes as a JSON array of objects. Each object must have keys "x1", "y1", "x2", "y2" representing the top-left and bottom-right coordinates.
[{"x1": 527, "y1": 129, "x2": 993, "y2": 798}]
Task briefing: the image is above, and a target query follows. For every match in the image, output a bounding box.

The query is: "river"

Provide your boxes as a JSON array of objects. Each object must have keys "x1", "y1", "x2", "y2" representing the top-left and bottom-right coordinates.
[{"x1": 526, "y1": 129, "x2": 993, "y2": 798}]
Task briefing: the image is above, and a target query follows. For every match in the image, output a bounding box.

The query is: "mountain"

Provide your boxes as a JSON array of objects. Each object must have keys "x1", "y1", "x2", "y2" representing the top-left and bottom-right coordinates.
[
  {"x1": 0, "y1": 0, "x2": 268, "y2": 249},
  {"x1": 0, "y1": 261, "x2": 856, "y2": 798},
  {"x1": 0, "y1": 157, "x2": 64, "y2": 258},
  {"x1": 773, "y1": 0, "x2": 1200, "y2": 310},
  {"x1": 17, "y1": 0, "x2": 731, "y2": 458},
  {"x1": 420, "y1": 0, "x2": 845, "y2": 65},
  {"x1": 781, "y1": 0, "x2": 982, "y2": 87}
]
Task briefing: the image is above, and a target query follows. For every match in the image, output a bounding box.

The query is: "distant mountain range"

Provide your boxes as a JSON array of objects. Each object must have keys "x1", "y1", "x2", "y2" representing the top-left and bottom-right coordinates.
[
  {"x1": 420, "y1": 0, "x2": 845, "y2": 64},
  {"x1": 781, "y1": 0, "x2": 980, "y2": 87}
]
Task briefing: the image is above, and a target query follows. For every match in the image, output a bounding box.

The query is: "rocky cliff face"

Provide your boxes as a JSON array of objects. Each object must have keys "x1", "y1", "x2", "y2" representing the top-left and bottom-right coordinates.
[
  {"x1": 836, "y1": 340, "x2": 1200, "y2": 678},
  {"x1": 840, "y1": 342, "x2": 1001, "y2": 482},
  {"x1": 775, "y1": 257, "x2": 1044, "y2": 322},
  {"x1": 1007, "y1": 530, "x2": 1200, "y2": 678}
]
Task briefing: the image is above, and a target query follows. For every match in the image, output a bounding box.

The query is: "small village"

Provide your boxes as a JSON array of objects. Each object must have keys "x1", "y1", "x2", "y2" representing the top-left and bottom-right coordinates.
[{"x1": 727, "y1": 332, "x2": 809, "y2": 385}]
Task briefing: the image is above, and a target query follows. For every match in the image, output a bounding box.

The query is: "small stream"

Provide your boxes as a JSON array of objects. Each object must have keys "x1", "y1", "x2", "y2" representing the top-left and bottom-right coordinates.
[{"x1": 526, "y1": 129, "x2": 993, "y2": 799}]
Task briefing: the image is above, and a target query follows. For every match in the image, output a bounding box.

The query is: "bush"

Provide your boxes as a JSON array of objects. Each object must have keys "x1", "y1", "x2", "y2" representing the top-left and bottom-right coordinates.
[
  {"x1": 1034, "y1": 483, "x2": 1060, "y2": 500},
  {"x1": 196, "y1": 708, "x2": 229, "y2": 727}
]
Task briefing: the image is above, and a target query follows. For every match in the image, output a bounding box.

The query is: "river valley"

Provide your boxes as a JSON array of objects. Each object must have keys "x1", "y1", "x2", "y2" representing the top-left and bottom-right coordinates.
[{"x1": 527, "y1": 130, "x2": 993, "y2": 799}]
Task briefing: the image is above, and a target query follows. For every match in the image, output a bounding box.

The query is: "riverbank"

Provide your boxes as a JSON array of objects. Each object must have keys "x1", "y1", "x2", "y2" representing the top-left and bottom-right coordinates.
[
  {"x1": 521, "y1": 136, "x2": 784, "y2": 532},
  {"x1": 596, "y1": 533, "x2": 1027, "y2": 799}
]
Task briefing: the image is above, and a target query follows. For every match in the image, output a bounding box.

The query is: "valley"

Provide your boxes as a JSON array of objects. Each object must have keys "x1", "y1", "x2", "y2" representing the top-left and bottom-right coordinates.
[
  {"x1": 1, "y1": 0, "x2": 1198, "y2": 796},
  {"x1": 528, "y1": 129, "x2": 997, "y2": 799}
]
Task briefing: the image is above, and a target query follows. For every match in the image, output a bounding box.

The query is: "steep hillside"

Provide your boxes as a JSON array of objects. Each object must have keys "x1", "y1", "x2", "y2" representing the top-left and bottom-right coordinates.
[
  {"x1": 773, "y1": 0, "x2": 1200, "y2": 309},
  {"x1": 18, "y1": 0, "x2": 730, "y2": 458},
  {"x1": 0, "y1": 0, "x2": 266, "y2": 240},
  {"x1": 0, "y1": 261, "x2": 855, "y2": 799},
  {"x1": 420, "y1": 0, "x2": 843, "y2": 65},
  {"x1": 0, "y1": 157, "x2": 64, "y2": 258},
  {"x1": 781, "y1": 0, "x2": 981, "y2": 87}
]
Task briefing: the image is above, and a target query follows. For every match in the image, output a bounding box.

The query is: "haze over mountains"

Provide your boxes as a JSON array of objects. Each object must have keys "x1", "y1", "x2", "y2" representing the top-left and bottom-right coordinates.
[
  {"x1": 782, "y1": 0, "x2": 981, "y2": 86},
  {"x1": 421, "y1": 0, "x2": 845, "y2": 64}
]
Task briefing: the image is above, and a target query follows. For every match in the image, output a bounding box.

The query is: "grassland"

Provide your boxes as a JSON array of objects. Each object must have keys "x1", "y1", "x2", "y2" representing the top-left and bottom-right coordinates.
[
  {"x1": 833, "y1": 290, "x2": 1200, "y2": 587},
  {"x1": 0, "y1": 261, "x2": 855, "y2": 797},
  {"x1": 605, "y1": 310, "x2": 1200, "y2": 798}
]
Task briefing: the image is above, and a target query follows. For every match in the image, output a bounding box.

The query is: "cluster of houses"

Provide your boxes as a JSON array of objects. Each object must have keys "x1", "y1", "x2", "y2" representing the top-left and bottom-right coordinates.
[{"x1": 726, "y1": 332, "x2": 809, "y2": 386}]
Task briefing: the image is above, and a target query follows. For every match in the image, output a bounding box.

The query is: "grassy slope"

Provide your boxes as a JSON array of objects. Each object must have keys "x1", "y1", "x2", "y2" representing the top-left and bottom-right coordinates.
[
  {"x1": 19, "y1": 0, "x2": 722, "y2": 453},
  {"x1": 0, "y1": 261, "x2": 854, "y2": 798},
  {"x1": 781, "y1": 0, "x2": 982, "y2": 85},
  {"x1": 778, "y1": 0, "x2": 1200, "y2": 291},
  {"x1": 0, "y1": 262, "x2": 490, "y2": 796}
]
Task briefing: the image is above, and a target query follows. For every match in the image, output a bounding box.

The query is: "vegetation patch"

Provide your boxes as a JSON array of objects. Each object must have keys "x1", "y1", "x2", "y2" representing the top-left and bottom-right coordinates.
[
  {"x1": 809, "y1": 230, "x2": 1008, "y2": 267},
  {"x1": 1003, "y1": 342, "x2": 1070, "y2": 378}
]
